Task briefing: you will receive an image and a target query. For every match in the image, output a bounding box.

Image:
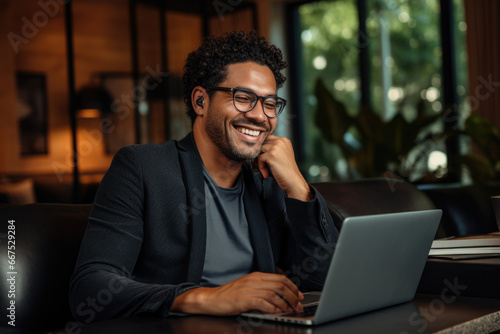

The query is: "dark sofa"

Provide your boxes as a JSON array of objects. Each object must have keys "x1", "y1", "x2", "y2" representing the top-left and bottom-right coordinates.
[
  {"x1": 312, "y1": 178, "x2": 442, "y2": 234},
  {"x1": 0, "y1": 203, "x2": 91, "y2": 334},
  {"x1": 1, "y1": 178, "x2": 499, "y2": 333},
  {"x1": 0, "y1": 174, "x2": 100, "y2": 205},
  {"x1": 417, "y1": 182, "x2": 500, "y2": 236}
]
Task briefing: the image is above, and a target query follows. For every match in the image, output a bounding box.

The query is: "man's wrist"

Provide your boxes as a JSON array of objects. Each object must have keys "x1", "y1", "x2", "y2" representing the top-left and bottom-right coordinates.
[
  {"x1": 286, "y1": 183, "x2": 314, "y2": 202},
  {"x1": 171, "y1": 287, "x2": 209, "y2": 314}
]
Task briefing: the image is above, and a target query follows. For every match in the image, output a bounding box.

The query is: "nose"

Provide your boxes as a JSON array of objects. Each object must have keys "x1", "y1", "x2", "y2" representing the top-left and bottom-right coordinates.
[{"x1": 244, "y1": 98, "x2": 267, "y2": 123}]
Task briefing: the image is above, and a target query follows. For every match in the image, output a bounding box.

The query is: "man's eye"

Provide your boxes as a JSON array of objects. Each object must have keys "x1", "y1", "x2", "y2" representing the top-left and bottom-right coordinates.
[
  {"x1": 235, "y1": 96, "x2": 252, "y2": 103},
  {"x1": 264, "y1": 102, "x2": 277, "y2": 109},
  {"x1": 264, "y1": 99, "x2": 277, "y2": 108}
]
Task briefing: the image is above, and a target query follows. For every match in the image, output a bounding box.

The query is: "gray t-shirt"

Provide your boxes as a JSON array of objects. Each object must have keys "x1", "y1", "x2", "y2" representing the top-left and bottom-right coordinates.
[{"x1": 200, "y1": 168, "x2": 255, "y2": 287}]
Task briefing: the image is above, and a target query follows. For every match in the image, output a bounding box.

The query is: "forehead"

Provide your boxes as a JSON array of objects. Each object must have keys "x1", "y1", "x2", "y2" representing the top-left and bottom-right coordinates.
[{"x1": 222, "y1": 62, "x2": 277, "y2": 94}]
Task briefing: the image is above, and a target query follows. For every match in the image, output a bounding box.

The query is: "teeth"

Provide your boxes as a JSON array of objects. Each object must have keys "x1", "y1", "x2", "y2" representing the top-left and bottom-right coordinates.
[{"x1": 237, "y1": 127, "x2": 260, "y2": 137}]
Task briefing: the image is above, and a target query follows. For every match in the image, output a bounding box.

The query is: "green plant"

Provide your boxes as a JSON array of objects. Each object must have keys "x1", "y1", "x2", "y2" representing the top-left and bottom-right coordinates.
[
  {"x1": 313, "y1": 78, "x2": 442, "y2": 179},
  {"x1": 454, "y1": 113, "x2": 500, "y2": 182}
]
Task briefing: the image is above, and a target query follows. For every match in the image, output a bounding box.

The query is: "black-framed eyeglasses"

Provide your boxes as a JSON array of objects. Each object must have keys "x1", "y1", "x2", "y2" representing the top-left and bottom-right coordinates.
[{"x1": 207, "y1": 87, "x2": 287, "y2": 118}]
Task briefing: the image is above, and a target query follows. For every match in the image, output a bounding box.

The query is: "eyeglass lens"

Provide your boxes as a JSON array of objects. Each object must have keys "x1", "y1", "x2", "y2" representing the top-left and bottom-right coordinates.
[{"x1": 233, "y1": 89, "x2": 284, "y2": 117}]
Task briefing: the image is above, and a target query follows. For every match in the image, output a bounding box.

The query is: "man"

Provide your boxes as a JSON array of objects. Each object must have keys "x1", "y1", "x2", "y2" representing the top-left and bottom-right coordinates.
[{"x1": 69, "y1": 31, "x2": 338, "y2": 323}]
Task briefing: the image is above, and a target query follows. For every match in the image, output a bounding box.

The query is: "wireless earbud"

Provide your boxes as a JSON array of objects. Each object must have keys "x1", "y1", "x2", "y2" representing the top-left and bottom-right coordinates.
[{"x1": 196, "y1": 97, "x2": 204, "y2": 107}]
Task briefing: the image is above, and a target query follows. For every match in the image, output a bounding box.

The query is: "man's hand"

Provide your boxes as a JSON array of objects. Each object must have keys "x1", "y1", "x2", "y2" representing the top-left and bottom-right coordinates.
[
  {"x1": 171, "y1": 272, "x2": 304, "y2": 315},
  {"x1": 255, "y1": 135, "x2": 312, "y2": 202}
]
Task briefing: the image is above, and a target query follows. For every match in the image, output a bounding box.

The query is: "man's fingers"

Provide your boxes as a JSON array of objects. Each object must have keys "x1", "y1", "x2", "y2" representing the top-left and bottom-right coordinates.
[
  {"x1": 259, "y1": 272, "x2": 303, "y2": 298},
  {"x1": 247, "y1": 288, "x2": 299, "y2": 313},
  {"x1": 260, "y1": 290, "x2": 294, "y2": 312},
  {"x1": 248, "y1": 297, "x2": 286, "y2": 314},
  {"x1": 252, "y1": 273, "x2": 304, "y2": 312},
  {"x1": 257, "y1": 155, "x2": 270, "y2": 179}
]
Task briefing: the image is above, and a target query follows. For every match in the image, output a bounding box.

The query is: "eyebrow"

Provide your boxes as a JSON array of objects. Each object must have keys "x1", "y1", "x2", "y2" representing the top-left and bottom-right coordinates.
[{"x1": 235, "y1": 86, "x2": 278, "y2": 97}]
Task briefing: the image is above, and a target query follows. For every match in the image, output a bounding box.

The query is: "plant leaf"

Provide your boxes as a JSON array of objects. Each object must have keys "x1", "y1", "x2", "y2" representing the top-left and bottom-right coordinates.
[
  {"x1": 453, "y1": 153, "x2": 496, "y2": 180},
  {"x1": 314, "y1": 78, "x2": 352, "y2": 143}
]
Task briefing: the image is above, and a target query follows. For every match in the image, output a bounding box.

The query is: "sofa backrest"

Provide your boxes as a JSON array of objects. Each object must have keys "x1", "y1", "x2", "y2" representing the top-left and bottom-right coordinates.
[
  {"x1": 418, "y1": 183, "x2": 500, "y2": 236},
  {"x1": 313, "y1": 178, "x2": 442, "y2": 236},
  {"x1": 0, "y1": 203, "x2": 91, "y2": 333}
]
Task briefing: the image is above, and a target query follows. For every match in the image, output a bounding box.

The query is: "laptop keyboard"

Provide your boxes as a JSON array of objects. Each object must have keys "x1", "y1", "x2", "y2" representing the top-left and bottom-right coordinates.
[{"x1": 283, "y1": 304, "x2": 318, "y2": 318}]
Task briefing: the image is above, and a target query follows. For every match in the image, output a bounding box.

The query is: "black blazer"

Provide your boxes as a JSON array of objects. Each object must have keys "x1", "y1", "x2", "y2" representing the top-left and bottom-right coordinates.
[{"x1": 69, "y1": 132, "x2": 338, "y2": 323}]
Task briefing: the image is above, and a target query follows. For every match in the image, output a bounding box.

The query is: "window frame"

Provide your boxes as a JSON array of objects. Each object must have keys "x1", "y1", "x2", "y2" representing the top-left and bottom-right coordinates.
[{"x1": 285, "y1": 0, "x2": 461, "y2": 182}]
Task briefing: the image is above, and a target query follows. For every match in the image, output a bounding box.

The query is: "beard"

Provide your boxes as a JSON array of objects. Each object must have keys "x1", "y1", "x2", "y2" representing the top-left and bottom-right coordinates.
[{"x1": 205, "y1": 105, "x2": 269, "y2": 162}]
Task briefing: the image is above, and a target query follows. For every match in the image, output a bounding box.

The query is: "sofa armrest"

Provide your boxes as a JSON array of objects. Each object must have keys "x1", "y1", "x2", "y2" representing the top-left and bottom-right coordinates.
[
  {"x1": 0, "y1": 203, "x2": 91, "y2": 333},
  {"x1": 313, "y1": 178, "x2": 438, "y2": 233},
  {"x1": 418, "y1": 183, "x2": 500, "y2": 237}
]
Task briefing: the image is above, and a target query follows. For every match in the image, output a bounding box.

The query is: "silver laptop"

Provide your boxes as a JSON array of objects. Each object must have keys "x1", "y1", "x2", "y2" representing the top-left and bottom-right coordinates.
[{"x1": 242, "y1": 209, "x2": 442, "y2": 325}]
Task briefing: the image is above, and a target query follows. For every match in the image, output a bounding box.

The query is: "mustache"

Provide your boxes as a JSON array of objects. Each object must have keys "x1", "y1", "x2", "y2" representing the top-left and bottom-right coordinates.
[{"x1": 231, "y1": 118, "x2": 270, "y2": 132}]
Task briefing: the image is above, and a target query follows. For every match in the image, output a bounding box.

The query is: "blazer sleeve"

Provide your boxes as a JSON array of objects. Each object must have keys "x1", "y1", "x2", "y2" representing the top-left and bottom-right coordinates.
[
  {"x1": 69, "y1": 145, "x2": 197, "y2": 324},
  {"x1": 262, "y1": 177, "x2": 339, "y2": 292}
]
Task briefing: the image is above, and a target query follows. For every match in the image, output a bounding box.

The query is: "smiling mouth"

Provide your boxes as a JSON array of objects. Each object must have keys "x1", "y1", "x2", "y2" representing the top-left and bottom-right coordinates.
[{"x1": 236, "y1": 127, "x2": 262, "y2": 137}]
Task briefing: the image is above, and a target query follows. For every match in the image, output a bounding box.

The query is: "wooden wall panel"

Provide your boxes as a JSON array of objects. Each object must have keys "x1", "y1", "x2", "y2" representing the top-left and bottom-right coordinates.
[
  {"x1": 166, "y1": 12, "x2": 202, "y2": 76},
  {"x1": 0, "y1": 0, "x2": 282, "y2": 181},
  {"x1": 0, "y1": 0, "x2": 71, "y2": 177},
  {"x1": 464, "y1": 0, "x2": 500, "y2": 128},
  {"x1": 209, "y1": 7, "x2": 255, "y2": 37}
]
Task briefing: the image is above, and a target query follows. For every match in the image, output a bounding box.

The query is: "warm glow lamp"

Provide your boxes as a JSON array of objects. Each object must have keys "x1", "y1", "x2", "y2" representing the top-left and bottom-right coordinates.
[{"x1": 74, "y1": 85, "x2": 113, "y2": 118}]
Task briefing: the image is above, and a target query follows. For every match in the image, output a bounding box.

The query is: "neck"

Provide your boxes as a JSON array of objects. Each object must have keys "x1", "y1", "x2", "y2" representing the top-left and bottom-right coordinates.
[{"x1": 193, "y1": 125, "x2": 242, "y2": 188}]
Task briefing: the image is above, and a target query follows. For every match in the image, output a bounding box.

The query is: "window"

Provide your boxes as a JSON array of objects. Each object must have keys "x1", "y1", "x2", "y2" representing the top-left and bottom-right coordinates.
[
  {"x1": 292, "y1": 0, "x2": 468, "y2": 183},
  {"x1": 296, "y1": 0, "x2": 359, "y2": 181}
]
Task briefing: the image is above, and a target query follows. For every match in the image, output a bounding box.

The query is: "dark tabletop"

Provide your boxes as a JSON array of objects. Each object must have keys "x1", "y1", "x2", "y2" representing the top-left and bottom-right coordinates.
[{"x1": 74, "y1": 294, "x2": 500, "y2": 334}]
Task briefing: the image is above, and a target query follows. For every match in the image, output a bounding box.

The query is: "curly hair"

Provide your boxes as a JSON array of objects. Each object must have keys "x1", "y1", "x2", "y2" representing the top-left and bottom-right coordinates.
[{"x1": 182, "y1": 30, "x2": 287, "y2": 124}]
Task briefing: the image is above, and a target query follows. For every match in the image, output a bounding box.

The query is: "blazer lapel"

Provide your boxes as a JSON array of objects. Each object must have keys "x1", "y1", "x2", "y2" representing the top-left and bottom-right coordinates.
[
  {"x1": 178, "y1": 133, "x2": 206, "y2": 283},
  {"x1": 242, "y1": 166, "x2": 275, "y2": 273}
]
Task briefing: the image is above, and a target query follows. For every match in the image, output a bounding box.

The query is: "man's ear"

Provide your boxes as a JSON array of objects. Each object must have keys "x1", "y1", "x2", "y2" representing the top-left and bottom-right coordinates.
[{"x1": 191, "y1": 86, "x2": 206, "y2": 116}]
